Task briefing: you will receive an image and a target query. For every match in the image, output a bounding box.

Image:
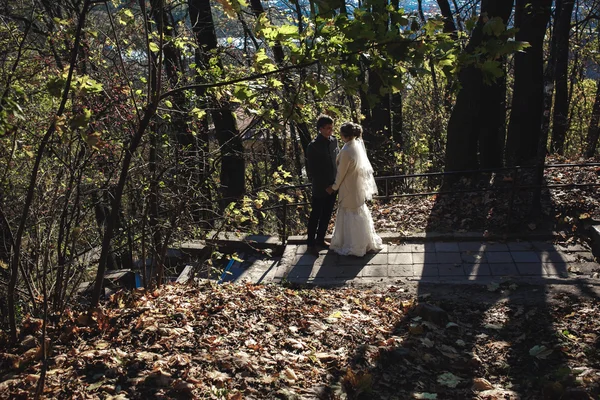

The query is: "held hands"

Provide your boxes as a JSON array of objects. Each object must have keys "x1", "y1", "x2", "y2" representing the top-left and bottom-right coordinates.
[{"x1": 326, "y1": 186, "x2": 335, "y2": 195}]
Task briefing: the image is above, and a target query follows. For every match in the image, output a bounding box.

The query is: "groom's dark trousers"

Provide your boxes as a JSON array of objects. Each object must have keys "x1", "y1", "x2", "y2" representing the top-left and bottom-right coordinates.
[
  {"x1": 307, "y1": 193, "x2": 336, "y2": 246},
  {"x1": 306, "y1": 133, "x2": 339, "y2": 247}
]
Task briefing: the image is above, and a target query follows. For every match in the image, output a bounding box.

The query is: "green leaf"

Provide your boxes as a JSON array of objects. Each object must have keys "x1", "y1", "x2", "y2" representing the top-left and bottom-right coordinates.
[
  {"x1": 233, "y1": 84, "x2": 252, "y2": 101},
  {"x1": 278, "y1": 25, "x2": 298, "y2": 37},
  {"x1": 164, "y1": 99, "x2": 173, "y2": 108},
  {"x1": 149, "y1": 42, "x2": 160, "y2": 53},
  {"x1": 315, "y1": 82, "x2": 328, "y2": 97},
  {"x1": 190, "y1": 107, "x2": 206, "y2": 119},
  {"x1": 480, "y1": 59, "x2": 504, "y2": 82},
  {"x1": 483, "y1": 16, "x2": 506, "y2": 37}
]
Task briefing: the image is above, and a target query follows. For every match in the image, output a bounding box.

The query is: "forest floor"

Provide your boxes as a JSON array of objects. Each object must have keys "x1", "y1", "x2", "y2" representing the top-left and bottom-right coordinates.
[
  {"x1": 0, "y1": 282, "x2": 598, "y2": 399},
  {"x1": 1, "y1": 156, "x2": 599, "y2": 400}
]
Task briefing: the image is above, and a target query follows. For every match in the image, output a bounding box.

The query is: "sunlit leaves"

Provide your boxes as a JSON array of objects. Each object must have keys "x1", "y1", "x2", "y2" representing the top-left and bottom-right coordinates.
[
  {"x1": 117, "y1": 8, "x2": 134, "y2": 25},
  {"x1": 214, "y1": 0, "x2": 248, "y2": 18},
  {"x1": 148, "y1": 41, "x2": 160, "y2": 53},
  {"x1": 272, "y1": 165, "x2": 292, "y2": 185},
  {"x1": 46, "y1": 72, "x2": 103, "y2": 98},
  {"x1": 190, "y1": 107, "x2": 206, "y2": 120},
  {"x1": 232, "y1": 84, "x2": 253, "y2": 101},
  {"x1": 277, "y1": 25, "x2": 298, "y2": 38}
]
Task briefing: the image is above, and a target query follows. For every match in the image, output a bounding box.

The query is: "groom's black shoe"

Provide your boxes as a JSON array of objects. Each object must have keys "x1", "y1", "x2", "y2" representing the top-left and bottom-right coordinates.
[
  {"x1": 306, "y1": 245, "x2": 320, "y2": 256},
  {"x1": 316, "y1": 240, "x2": 330, "y2": 249}
]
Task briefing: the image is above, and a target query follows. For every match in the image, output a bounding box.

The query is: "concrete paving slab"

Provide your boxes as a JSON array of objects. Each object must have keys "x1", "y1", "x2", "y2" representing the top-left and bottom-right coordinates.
[
  {"x1": 436, "y1": 252, "x2": 462, "y2": 264},
  {"x1": 486, "y1": 252, "x2": 514, "y2": 263},
  {"x1": 365, "y1": 253, "x2": 388, "y2": 265},
  {"x1": 389, "y1": 252, "x2": 413, "y2": 265},
  {"x1": 508, "y1": 242, "x2": 535, "y2": 251},
  {"x1": 459, "y1": 242, "x2": 486, "y2": 252},
  {"x1": 489, "y1": 263, "x2": 519, "y2": 276},
  {"x1": 413, "y1": 264, "x2": 439, "y2": 277},
  {"x1": 438, "y1": 264, "x2": 465, "y2": 276},
  {"x1": 435, "y1": 242, "x2": 460, "y2": 252},
  {"x1": 361, "y1": 265, "x2": 388, "y2": 277},
  {"x1": 388, "y1": 244, "x2": 413, "y2": 253},
  {"x1": 408, "y1": 243, "x2": 436, "y2": 253},
  {"x1": 412, "y1": 252, "x2": 438, "y2": 264},
  {"x1": 511, "y1": 251, "x2": 541, "y2": 263},
  {"x1": 388, "y1": 265, "x2": 413, "y2": 277},
  {"x1": 463, "y1": 263, "x2": 491, "y2": 276},
  {"x1": 270, "y1": 239, "x2": 600, "y2": 287},
  {"x1": 482, "y1": 243, "x2": 510, "y2": 252},
  {"x1": 461, "y1": 252, "x2": 487, "y2": 263}
]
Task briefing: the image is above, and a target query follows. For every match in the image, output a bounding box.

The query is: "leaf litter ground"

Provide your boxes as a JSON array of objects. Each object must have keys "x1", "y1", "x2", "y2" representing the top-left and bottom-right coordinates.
[{"x1": 1, "y1": 282, "x2": 599, "y2": 399}]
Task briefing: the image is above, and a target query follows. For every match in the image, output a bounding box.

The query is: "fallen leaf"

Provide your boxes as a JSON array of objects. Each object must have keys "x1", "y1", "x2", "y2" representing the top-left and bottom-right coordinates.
[
  {"x1": 472, "y1": 377, "x2": 494, "y2": 391},
  {"x1": 529, "y1": 345, "x2": 553, "y2": 359},
  {"x1": 437, "y1": 372, "x2": 461, "y2": 388}
]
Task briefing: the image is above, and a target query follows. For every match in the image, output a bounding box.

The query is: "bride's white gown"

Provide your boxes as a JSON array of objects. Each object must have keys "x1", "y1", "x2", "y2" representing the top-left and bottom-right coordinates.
[{"x1": 329, "y1": 138, "x2": 383, "y2": 257}]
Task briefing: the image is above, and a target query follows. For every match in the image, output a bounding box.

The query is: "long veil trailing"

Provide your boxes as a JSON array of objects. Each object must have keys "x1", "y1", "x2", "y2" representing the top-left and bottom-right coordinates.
[{"x1": 354, "y1": 138, "x2": 377, "y2": 205}]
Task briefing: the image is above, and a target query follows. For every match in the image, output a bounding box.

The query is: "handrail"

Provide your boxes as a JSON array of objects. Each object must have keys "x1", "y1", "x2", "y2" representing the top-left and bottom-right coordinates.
[
  {"x1": 271, "y1": 162, "x2": 600, "y2": 244},
  {"x1": 273, "y1": 162, "x2": 600, "y2": 192}
]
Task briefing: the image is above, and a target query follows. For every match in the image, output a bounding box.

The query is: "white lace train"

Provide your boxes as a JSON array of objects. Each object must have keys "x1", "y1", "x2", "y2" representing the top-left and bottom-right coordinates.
[{"x1": 330, "y1": 204, "x2": 383, "y2": 257}]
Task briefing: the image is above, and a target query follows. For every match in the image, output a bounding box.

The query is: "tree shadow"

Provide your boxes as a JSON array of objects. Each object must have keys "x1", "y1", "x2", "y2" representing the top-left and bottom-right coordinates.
[
  {"x1": 337, "y1": 186, "x2": 599, "y2": 398},
  {"x1": 282, "y1": 246, "x2": 386, "y2": 286},
  {"x1": 329, "y1": 237, "x2": 600, "y2": 398},
  {"x1": 329, "y1": 168, "x2": 600, "y2": 398}
]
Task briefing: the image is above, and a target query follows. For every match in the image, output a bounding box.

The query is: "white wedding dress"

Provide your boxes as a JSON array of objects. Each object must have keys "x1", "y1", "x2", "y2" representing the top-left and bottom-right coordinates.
[{"x1": 329, "y1": 138, "x2": 383, "y2": 257}]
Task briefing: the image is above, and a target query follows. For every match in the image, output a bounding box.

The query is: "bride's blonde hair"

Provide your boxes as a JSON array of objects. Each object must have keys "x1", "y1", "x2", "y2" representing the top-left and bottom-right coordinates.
[{"x1": 340, "y1": 122, "x2": 362, "y2": 139}]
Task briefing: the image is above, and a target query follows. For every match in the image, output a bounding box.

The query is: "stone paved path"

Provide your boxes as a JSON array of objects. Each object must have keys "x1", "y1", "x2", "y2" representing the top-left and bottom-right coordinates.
[{"x1": 236, "y1": 238, "x2": 600, "y2": 286}]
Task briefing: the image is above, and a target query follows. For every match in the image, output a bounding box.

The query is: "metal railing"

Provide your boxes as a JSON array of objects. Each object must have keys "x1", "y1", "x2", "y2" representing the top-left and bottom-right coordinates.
[{"x1": 271, "y1": 162, "x2": 600, "y2": 244}]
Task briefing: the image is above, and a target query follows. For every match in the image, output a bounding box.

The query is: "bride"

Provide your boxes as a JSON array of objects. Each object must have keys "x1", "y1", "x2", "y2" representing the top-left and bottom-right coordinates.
[{"x1": 326, "y1": 122, "x2": 383, "y2": 257}]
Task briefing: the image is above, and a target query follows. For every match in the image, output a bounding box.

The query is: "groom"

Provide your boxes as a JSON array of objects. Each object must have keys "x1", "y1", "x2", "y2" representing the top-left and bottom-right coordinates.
[{"x1": 306, "y1": 115, "x2": 339, "y2": 252}]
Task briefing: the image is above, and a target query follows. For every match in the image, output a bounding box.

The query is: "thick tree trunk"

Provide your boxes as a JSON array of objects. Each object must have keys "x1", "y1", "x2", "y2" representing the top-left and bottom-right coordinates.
[
  {"x1": 585, "y1": 80, "x2": 600, "y2": 158},
  {"x1": 361, "y1": 0, "x2": 392, "y2": 147},
  {"x1": 189, "y1": 0, "x2": 245, "y2": 204},
  {"x1": 478, "y1": 59, "x2": 509, "y2": 169},
  {"x1": 550, "y1": 0, "x2": 575, "y2": 155},
  {"x1": 505, "y1": 0, "x2": 552, "y2": 166},
  {"x1": 436, "y1": 0, "x2": 457, "y2": 33},
  {"x1": 444, "y1": 0, "x2": 514, "y2": 176}
]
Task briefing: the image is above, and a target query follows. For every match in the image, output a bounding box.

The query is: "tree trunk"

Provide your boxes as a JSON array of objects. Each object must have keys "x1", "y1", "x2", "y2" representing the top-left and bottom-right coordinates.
[
  {"x1": 189, "y1": 0, "x2": 245, "y2": 205},
  {"x1": 478, "y1": 58, "x2": 511, "y2": 168},
  {"x1": 550, "y1": 0, "x2": 575, "y2": 155},
  {"x1": 505, "y1": 0, "x2": 552, "y2": 166},
  {"x1": 585, "y1": 80, "x2": 600, "y2": 158},
  {"x1": 436, "y1": 0, "x2": 457, "y2": 33},
  {"x1": 444, "y1": 0, "x2": 514, "y2": 176},
  {"x1": 540, "y1": 0, "x2": 560, "y2": 158}
]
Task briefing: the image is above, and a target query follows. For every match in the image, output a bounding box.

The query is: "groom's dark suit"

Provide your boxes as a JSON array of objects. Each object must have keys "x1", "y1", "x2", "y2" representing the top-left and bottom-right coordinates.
[{"x1": 306, "y1": 133, "x2": 339, "y2": 247}]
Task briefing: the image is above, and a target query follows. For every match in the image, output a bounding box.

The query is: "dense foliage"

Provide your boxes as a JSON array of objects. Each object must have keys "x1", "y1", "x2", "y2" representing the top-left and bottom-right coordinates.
[{"x1": 0, "y1": 0, "x2": 599, "y2": 361}]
